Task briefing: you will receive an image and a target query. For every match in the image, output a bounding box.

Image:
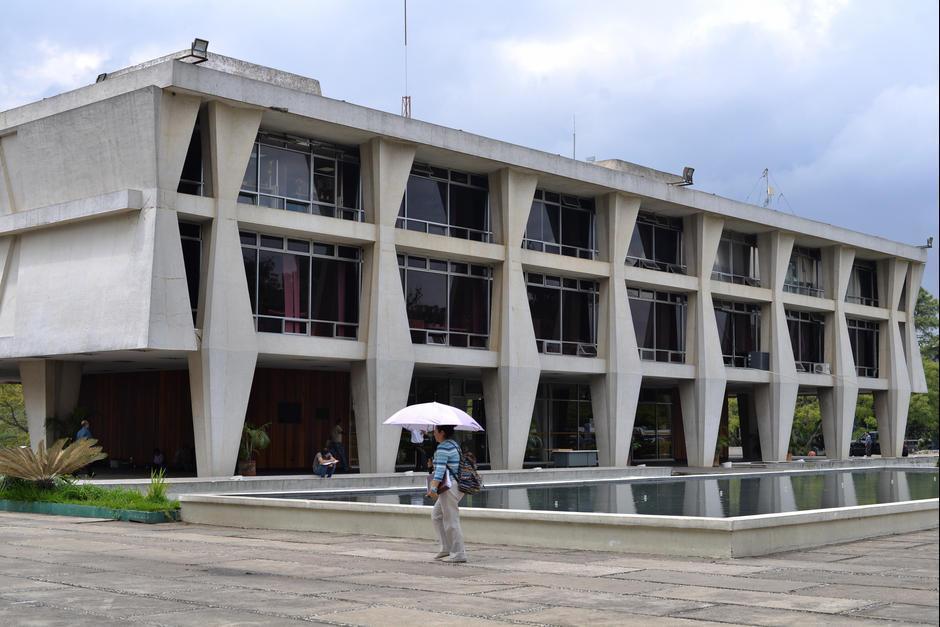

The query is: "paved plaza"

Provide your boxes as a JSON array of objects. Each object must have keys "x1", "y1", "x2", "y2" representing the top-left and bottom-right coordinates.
[{"x1": 0, "y1": 512, "x2": 936, "y2": 626}]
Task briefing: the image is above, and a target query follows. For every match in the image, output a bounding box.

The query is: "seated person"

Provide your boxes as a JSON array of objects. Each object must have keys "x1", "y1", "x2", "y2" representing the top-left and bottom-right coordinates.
[{"x1": 313, "y1": 447, "x2": 339, "y2": 478}]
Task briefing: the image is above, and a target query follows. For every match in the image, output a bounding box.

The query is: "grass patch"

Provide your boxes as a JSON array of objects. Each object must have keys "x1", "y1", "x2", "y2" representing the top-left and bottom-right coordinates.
[{"x1": 0, "y1": 478, "x2": 179, "y2": 513}]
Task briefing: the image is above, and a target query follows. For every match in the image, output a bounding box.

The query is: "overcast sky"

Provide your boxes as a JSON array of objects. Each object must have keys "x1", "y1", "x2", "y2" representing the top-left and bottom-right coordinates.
[{"x1": 2, "y1": 0, "x2": 937, "y2": 292}]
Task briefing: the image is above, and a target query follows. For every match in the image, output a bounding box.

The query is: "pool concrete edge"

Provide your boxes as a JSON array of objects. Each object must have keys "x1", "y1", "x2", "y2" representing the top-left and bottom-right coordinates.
[{"x1": 179, "y1": 494, "x2": 939, "y2": 558}]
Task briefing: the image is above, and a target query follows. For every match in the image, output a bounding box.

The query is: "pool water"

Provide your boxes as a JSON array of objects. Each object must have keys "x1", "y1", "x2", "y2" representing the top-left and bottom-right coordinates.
[{"x1": 257, "y1": 469, "x2": 938, "y2": 518}]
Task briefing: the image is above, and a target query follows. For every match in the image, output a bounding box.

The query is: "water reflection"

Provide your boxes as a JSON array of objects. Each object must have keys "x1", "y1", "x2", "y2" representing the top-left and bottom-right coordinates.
[{"x1": 268, "y1": 469, "x2": 937, "y2": 519}]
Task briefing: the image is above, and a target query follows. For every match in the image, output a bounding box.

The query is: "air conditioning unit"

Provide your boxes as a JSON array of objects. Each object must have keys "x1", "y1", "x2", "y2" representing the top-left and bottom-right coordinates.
[
  {"x1": 746, "y1": 351, "x2": 770, "y2": 371},
  {"x1": 813, "y1": 363, "x2": 831, "y2": 375}
]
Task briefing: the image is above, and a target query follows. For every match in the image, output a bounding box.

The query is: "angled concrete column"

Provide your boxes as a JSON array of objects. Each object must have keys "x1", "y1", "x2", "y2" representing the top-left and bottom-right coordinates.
[
  {"x1": 19, "y1": 360, "x2": 82, "y2": 449},
  {"x1": 351, "y1": 138, "x2": 416, "y2": 473},
  {"x1": 874, "y1": 259, "x2": 912, "y2": 457},
  {"x1": 819, "y1": 246, "x2": 857, "y2": 460},
  {"x1": 482, "y1": 168, "x2": 540, "y2": 470},
  {"x1": 590, "y1": 193, "x2": 642, "y2": 467},
  {"x1": 679, "y1": 214, "x2": 726, "y2": 467},
  {"x1": 156, "y1": 90, "x2": 201, "y2": 192},
  {"x1": 754, "y1": 232, "x2": 799, "y2": 461},
  {"x1": 904, "y1": 263, "x2": 928, "y2": 393},
  {"x1": 187, "y1": 102, "x2": 261, "y2": 477}
]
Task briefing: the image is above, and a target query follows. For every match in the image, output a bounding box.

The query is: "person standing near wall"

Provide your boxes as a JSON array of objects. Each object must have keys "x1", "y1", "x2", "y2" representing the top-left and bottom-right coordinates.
[
  {"x1": 330, "y1": 422, "x2": 348, "y2": 472},
  {"x1": 426, "y1": 425, "x2": 467, "y2": 563}
]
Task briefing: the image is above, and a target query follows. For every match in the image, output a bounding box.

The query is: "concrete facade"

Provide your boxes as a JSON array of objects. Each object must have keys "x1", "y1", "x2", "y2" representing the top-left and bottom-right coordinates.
[{"x1": 0, "y1": 49, "x2": 929, "y2": 477}]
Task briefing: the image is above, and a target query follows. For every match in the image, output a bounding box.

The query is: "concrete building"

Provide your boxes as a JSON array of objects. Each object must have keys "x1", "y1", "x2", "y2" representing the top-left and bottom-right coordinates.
[{"x1": 0, "y1": 48, "x2": 928, "y2": 476}]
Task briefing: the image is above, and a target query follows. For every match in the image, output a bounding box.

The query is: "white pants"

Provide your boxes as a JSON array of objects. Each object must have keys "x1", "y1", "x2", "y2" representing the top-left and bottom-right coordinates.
[{"x1": 432, "y1": 487, "x2": 466, "y2": 559}]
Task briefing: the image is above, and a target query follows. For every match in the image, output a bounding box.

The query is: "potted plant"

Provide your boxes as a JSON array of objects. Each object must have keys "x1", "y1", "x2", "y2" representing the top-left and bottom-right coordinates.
[{"x1": 237, "y1": 422, "x2": 270, "y2": 476}]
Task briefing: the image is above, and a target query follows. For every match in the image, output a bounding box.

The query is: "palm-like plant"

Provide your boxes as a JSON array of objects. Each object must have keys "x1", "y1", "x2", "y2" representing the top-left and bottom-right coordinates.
[
  {"x1": 0, "y1": 439, "x2": 107, "y2": 489},
  {"x1": 239, "y1": 423, "x2": 271, "y2": 462}
]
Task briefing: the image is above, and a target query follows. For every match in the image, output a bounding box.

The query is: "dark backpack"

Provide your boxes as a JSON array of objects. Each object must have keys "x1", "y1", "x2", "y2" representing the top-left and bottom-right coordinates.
[{"x1": 456, "y1": 449, "x2": 483, "y2": 495}]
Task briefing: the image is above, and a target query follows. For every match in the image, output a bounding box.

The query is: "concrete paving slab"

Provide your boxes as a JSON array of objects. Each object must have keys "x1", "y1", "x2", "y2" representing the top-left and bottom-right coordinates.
[
  {"x1": 132, "y1": 607, "x2": 321, "y2": 626},
  {"x1": 0, "y1": 604, "x2": 129, "y2": 626},
  {"x1": 863, "y1": 603, "x2": 940, "y2": 624},
  {"x1": 472, "y1": 557, "x2": 636, "y2": 577},
  {"x1": 755, "y1": 567, "x2": 939, "y2": 590},
  {"x1": 328, "y1": 586, "x2": 540, "y2": 616},
  {"x1": 646, "y1": 585, "x2": 872, "y2": 614},
  {"x1": 481, "y1": 585, "x2": 712, "y2": 616},
  {"x1": 0, "y1": 513, "x2": 936, "y2": 625},
  {"x1": 0, "y1": 585, "x2": 198, "y2": 619},
  {"x1": 615, "y1": 569, "x2": 820, "y2": 593},
  {"x1": 464, "y1": 571, "x2": 670, "y2": 595},
  {"x1": 798, "y1": 583, "x2": 939, "y2": 606},
  {"x1": 315, "y1": 605, "x2": 515, "y2": 626},
  {"x1": 332, "y1": 571, "x2": 512, "y2": 594},
  {"x1": 508, "y1": 607, "x2": 734, "y2": 626},
  {"x1": 192, "y1": 573, "x2": 362, "y2": 596},
  {"x1": 158, "y1": 586, "x2": 365, "y2": 618},
  {"x1": 675, "y1": 604, "x2": 922, "y2": 626}
]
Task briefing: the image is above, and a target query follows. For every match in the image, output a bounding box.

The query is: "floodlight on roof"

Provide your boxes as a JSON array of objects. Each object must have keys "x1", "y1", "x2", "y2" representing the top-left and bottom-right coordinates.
[
  {"x1": 95, "y1": 73, "x2": 108, "y2": 83},
  {"x1": 669, "y1": 166, "x2": 695, "y2": 187},
  {"x1": 179, "y1": 38, "x2": 209, "y2": 64}
]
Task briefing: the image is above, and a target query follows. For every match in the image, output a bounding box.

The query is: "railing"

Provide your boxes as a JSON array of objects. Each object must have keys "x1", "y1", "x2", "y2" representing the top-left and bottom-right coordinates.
[
  {"x1": 239, "y1": 192, "x2": 364, "y2": 222},
  {"x1": 254, "y1": 315, "x2": 358, "y2": 339},
  {"x1": 638, "y1": 348, "x2": 686, "y2": 363},
  {"x1": 856, "y1": 365, "x2": 880, "y2": 378},
  {"x1": 795, "y1": 361, "x2": 831, "y2": 375},
  {"x1": 783, "y1": 282, "x2": 825, "y2": 298},
  {"x1": 846, "y1": 295, "x2": 879, "y2": 307},
  {"x1": 711, "y1": 270, "x2": 761, "y2": 287},
  {"x1": 409, "y1": 328, "x2": 489, "y2": 349},
  {"x1": 535, "y1": 340, "x2": 598, "y2": 357},
  {"x1": 178, "y1": 179, "x2": 203, "y2": 196},
  {"x1": 626, "y1": 256, "x2": 687, "y2": 274},
  {"x1": 396, "y1": 217, "x2": 492, "y2": 242},
  {"x1": 523, "y1": 238, "x2": 597, "y2": 260}
]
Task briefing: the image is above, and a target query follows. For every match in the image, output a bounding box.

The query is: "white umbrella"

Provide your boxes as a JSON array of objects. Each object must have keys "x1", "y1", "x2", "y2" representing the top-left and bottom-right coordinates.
[{"x1": 383, "y1": 401, "x2": 484, "y2": 432}]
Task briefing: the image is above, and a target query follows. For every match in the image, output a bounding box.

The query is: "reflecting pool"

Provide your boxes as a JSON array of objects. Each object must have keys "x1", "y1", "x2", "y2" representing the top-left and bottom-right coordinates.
[{"x1": 255, "y1": 469, "x2": 938, "y2": 518}]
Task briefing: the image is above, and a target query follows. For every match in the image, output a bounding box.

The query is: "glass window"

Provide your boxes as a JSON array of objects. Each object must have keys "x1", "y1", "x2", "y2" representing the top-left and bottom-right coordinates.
[
  {"x1": 528, "y1": 285, "x2": 562, "y2": 344},
  {"x1": 526, "y1": 273, "x2": 598, "y2": 356},
  {"x1": 523, "y1": 190, "x2": 596, "y2": 258},
  {"x1": 179, "y1": 222, "x2": 202, "y2": 323},
  {"x1": 404, "y1": 176, "x2": 447, "y2": 225},
  {"x1": 178, "y1": 126, "x2": 204, "y2": 196},
  {"x1": 713, "y1": 300, "x2": 761, "y2": 367},
  {"x1": 847, "y1": 318, "x2": 880, "y2": 377},
  {"x1": 712, "y1": 231, "x2": 760, "y2": 285},
  {"x1": 786, "y1": 309, "x2": 826, "y2": 370},
  {"x1": 450, "y1": 186, "x2": 488, "y2": 232},
  {"x1": 628, "y1": 289, "x2": 687, "y2": 362},
  {"x1": 846, "y1": 261, "x2": 879, "y2": 306},
  {"x1": 242, "y1": 231, "x2": 361, "y2": 338},
  {"x1": 399, "y1": 164, "x2": 490, "y2": 241},
  {"x1": 239, "y1": 133, "x2": 362, "y2": 221},
  {"x1": 450, "y1": 275, "x2": 490, "y2": 338},
  {"x1": 400, "y1": 255, "x2": 492, "y2": 348},
  {"x1": 784, "y1": 247, "x2": 823, "y2": 297},
  {"x1": 626, "y1": 213, "x2": 684, "y2": 273}
]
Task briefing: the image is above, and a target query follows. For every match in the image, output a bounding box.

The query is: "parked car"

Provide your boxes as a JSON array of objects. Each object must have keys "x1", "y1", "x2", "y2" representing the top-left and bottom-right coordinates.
[{"x1": 849, "y1": 431, "x2": 909, "y2": 457}]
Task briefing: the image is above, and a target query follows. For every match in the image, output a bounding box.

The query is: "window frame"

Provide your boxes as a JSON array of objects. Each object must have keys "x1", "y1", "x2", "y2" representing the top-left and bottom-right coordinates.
[
  {"x1": 398, "y1": 254, "x2": 493, "y2": 349},
  {"x1": 240, "y1": 230, "x2": 362, "y2": 339}
]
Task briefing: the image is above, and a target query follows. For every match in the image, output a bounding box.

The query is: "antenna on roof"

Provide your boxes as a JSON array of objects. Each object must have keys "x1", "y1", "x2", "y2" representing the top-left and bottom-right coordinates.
[
  {"x1": 401, "y1": 0, "x2": 412, "y2": 118},
  {"x1": 572, "y1": 114, "x2": 576, "y2": 159}
]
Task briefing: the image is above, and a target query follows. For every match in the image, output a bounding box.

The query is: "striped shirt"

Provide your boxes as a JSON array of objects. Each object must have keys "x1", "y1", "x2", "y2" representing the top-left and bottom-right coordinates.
[{"x1": 432, "y1": 439, "x2": 461, "y2": 483}]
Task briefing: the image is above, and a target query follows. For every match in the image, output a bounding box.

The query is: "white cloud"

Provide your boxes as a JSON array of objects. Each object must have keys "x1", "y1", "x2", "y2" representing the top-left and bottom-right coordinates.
[
  {"x1": 496, "y1": 0, "x2": 850, "y2": 79},
  {"x1": 0, "y1": 41, "x2": 107, "y2": 110}
]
